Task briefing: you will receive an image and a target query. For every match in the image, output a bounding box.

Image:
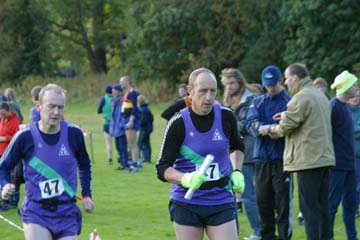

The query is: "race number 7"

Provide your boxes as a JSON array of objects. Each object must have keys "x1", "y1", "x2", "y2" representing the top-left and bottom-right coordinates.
[
  {"x1": 196, "y1": 162, "x2": 220, "y2": 181},
  {"x1": 206, "y1": 164, "x2": 216, "y2": 178}
]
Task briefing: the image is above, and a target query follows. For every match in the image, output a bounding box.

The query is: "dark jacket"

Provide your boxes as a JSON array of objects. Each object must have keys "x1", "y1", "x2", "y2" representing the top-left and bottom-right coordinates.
[
  {"x1": 234, "y1": 89, "x2": 256, "y2": 164},
  {"x1": 246, "y1": 89, "x2": 291, "y2": 163},
  {"x1": 139, "y1": 104, "x2": 154, "y2": 132}
]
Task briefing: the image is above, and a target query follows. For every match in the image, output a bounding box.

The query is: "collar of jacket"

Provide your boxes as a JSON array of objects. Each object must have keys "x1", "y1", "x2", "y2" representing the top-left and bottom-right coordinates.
[
  {"x1": 239, "y1": 88, "x2": 255, "y2": 105},
  {"x1": 290, "y1": 76, "x2": 312, "y2": 96}
]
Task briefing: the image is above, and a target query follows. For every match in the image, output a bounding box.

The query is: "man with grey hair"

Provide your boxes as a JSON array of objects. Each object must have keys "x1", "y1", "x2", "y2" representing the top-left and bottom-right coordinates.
[
  {"x1": 0, "y1": 83, "x2": 94, "y2": 240},
  {"x1": 156, "y1": 68, "x2": 245, "y2": 240}
]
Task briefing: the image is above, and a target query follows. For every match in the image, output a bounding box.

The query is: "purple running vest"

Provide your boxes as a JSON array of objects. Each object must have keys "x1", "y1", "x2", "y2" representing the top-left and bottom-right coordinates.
[
  {"x1": 170, "y1": 104, "x2": 234, "y2": 205},
  {"x1": 20, "y1": 121, "x2": 78, "y2": 216}
]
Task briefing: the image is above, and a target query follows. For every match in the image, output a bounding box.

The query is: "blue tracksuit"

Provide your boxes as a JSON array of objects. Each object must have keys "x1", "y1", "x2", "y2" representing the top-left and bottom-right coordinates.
[
  {"x1": 246, "y1": 90, "x2": 291, "y2": 163},
  {"x1": 245, "y1": 89, "x2": 292, "y2": 240}
]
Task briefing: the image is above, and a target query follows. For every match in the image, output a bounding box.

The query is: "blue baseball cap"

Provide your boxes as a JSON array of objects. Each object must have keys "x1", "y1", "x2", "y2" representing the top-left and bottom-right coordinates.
[
  {"x1": 104, "y1": 85, "x2": 113, "y2": 94},
  {"x1": 113, "y1": 84, "x2": 122, "y2": 92},
  {"x1": 261, "y1": 65, "x2": 282, "y2": 86}
]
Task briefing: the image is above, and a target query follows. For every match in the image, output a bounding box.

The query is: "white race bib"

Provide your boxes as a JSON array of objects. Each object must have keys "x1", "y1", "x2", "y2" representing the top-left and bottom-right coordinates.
[
  {"x1": 39, "y1": 178, "x2": 65, "y2": 199},
  {"x1": 196, "y1": 162, "x2": 220, "y2": 181}
]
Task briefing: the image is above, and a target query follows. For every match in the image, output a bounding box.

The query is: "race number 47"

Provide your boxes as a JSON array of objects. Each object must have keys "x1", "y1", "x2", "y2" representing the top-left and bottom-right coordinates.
[{"x1": 39, "y1": 178, "x2": 65, "y2": 199}]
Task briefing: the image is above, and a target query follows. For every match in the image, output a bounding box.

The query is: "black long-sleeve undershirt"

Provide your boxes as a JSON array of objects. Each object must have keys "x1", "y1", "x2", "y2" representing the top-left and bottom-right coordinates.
[
  {"x1": 156, "y1": 106, "x2": 244, "y2": 182},
  {"x1": 161, "y1": 98, "x2": 187, "y2": 121}
]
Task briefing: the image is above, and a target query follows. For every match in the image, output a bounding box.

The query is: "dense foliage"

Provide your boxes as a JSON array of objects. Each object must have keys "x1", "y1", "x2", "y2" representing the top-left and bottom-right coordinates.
[{"x1": 0, "y1": 0, "x2": 359, "y2": 88}]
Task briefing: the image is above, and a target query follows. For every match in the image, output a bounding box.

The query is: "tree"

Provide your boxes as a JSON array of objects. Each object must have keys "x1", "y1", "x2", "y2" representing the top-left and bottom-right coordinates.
[
  {"x1": 33, "y1": 0, "x2": 126, "y2": 74},
  {"x1": 123, "y1": 0, "x2": 252, "y2": 82},
  {"x1": 123, "y1": 1, "x2": 205, "y2": 82},
  {"x1": 238, "y1": 0, "x2": 286, "y2": 82},
  {"x1": 0, "y1": 0, "x2": 52, "y2": 84},
  {"x1": 123, "y1": 0, "x2": 286, "y2": 84},
  {"x1": 185, "y1": 0, "x2": 249, "y2": 76},
  {"x1": 282, "y1": 0, "x2": 360, "y2": 81}
]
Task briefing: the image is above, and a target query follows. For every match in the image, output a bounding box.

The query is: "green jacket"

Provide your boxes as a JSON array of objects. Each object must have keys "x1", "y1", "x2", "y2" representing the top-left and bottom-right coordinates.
[
  {"x1": 273, "y1": 77, "x2": 335, "y2": 171},
  {"x1": 102, "y1": 95, "x2": 113, "y2": 125}
]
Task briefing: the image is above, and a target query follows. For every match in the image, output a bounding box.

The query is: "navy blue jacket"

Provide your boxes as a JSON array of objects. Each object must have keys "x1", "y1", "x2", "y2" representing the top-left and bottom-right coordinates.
[
  {"x1": 331, "y1": 97, "x2": 355, "y2": 170},
  {"x1": 109, "y1": 96, "x2": 126, "y2": 137},
  {"x1": 139, "y1": 104, "x2": 153, "y2": 132},
  {"x1": 246, "y1": 90, "x2": 291, "y2": 163}
]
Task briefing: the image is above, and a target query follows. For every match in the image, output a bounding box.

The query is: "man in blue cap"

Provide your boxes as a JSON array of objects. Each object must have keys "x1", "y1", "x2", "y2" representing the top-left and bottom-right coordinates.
[
  {"x1": 109, "y1": 84, "x2": 134, "y2": 172},
  {"x1": 246, "y1": 65, "x2": 292, "y2": 240}
]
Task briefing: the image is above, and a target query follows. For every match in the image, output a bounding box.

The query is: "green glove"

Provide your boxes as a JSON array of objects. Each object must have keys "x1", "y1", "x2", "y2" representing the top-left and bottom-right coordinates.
[
  {"x1": 231, "y1": 170, "x2": 245, "y2": 193},
  {"x1": 181, "y1": 172, "x2": 206, "y2": 190}
]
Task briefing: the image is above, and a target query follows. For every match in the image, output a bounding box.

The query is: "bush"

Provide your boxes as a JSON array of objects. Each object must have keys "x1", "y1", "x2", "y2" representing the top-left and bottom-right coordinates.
[{"x1": 2, "y1": 72, "x2": 178, "y2": 104}]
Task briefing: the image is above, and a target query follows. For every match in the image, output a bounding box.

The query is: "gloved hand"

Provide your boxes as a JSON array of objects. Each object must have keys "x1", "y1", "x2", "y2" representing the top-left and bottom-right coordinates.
[
  {"x1": 1, "y1": 183, "x2": 15, "y2": 200},
  {"x1": 181, "y1": 172, "x2": 206, "y2": 190},
  {"x1": 231, "y1": 170, "x2": 245, "y2": 193},
  {"x1": 82, "y1": 196, "x2": 95, "y2": 213}
]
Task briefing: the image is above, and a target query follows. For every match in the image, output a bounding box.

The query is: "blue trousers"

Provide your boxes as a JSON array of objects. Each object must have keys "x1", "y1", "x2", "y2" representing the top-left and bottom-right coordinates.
[
  {"x1": 115, "y1": 135, "x2": 128, "y2": 168},
  {"x1": 242, "y1": 164, "x2": 261, "y2": 237},
  {"x1": 137, "y1": 130, "x2": 151, "y2": 162},
  {"x1": 328, "y1": 169, "x2": 358, "y2": 240},
  {"x1": 356, "y1": 158, "x2": 360, "y2": 209}
]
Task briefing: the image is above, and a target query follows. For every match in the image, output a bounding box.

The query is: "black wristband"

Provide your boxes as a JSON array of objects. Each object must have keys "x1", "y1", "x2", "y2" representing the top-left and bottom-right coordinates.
[{"x1": 232, "y1": 169, "x2": 242, "y2": 173}]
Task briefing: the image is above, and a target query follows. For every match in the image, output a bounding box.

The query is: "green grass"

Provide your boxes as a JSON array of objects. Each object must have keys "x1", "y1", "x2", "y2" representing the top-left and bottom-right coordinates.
[{"x1": 0, "y1": 101, "x2": 356, "y2": 239}]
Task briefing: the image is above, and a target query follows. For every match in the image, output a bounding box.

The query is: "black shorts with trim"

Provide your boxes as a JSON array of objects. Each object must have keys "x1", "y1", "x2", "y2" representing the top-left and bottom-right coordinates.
[
  {"x1": 169, "y1": 199, "x2": 236, "y2": 227},
  {"x1": 103, "y1": 124, "x2": 110, "y2": 134}
]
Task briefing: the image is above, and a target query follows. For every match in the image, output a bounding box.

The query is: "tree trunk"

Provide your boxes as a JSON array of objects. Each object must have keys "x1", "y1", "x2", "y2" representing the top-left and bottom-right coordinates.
[{"x1": 92, "y1": 0, "x2": 107, "y2": 73}]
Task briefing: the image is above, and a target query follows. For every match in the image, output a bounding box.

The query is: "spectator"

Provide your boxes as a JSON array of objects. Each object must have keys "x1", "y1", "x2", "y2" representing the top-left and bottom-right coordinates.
[
  {"x1": 313, "y1": 77, "x2": 330, "y2": 99},
  {"x1": 246, "y1": 65, "x2": 292, "y2": 240},
  {"x1": 4, "y1": 88, "x2": 23, "y2": 121},
  {"x1": 220, "y1": 67, "x2": 261, "y2": 239},
  {"x1": 137, "y1": 95, "x2": 154, "y2": 163},
  {"x1": 348, "y1": 95, "x2": 360, "y2": 218},
  {"x1": 328, "y1": 70, "x2": 359, "y2": 240},
  {"x1": 97, "y1": 85, "x2": 114, "y2": 165},
  {"x1": 178, "y1": 83, "x2": 188, "y2": 98},
  {"x1": 269, "y1": 63, "x2": 335, "y2": 240},
  {"x1": 0, "y1": 101, "x2": 22, "y2": 211},
  {"x1": 250, "y1": 83, "x2": 264, "y2": 96},
  {"x1": 161, "y1": 83, "x2": 192, "y2": 121},
  {"x1": 30, "y1": 85, "x2": 42, "y2": 123},
  {"x1": 4, "y1": 88, "x2": 25, "y2": 210},
  {"x1": 120, "y1": 76, "x2": 141, "y2": 169},
  {"x1": 109, "y1": 84, "x2": 133, "y2": 172}
]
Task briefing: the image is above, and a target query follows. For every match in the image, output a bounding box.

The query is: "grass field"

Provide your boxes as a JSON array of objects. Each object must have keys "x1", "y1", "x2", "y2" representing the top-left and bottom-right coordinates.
[{"x1": 0, "y1": 100, "x2": 356, "y2": 239}]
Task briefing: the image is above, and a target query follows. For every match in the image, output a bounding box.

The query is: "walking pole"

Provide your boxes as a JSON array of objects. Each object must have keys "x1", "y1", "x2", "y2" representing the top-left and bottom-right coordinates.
[
  {"x1": 88, "y1": 131, "x2": 95, "y2": 164},
  {"x1": 0, "y1": 214, "x2": 24, "y2": 232},
  {"x1": 83, "y1": 130, "x2": 95, "y2": 164}
]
